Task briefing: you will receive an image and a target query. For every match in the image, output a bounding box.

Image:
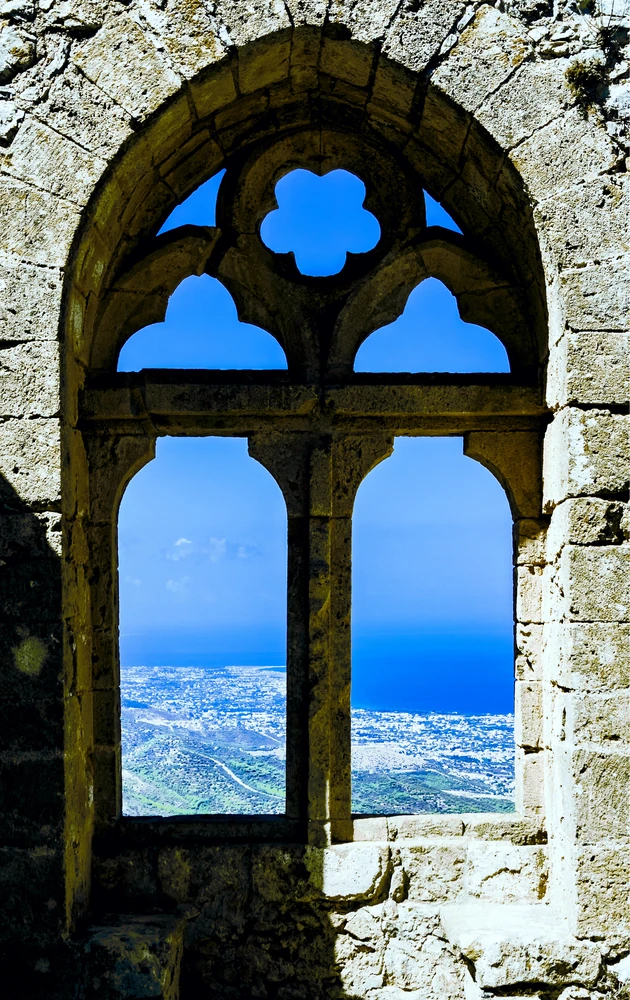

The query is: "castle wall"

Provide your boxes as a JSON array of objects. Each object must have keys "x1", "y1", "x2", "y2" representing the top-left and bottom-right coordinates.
[{"x1": 0, "y1": 1, "x2": 628, "y2": 996}]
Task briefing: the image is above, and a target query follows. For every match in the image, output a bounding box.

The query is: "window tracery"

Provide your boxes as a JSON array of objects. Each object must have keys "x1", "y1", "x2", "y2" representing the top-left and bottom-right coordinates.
[{"x1": 79, "y1": 126, "x2": 547, "y2": 844}]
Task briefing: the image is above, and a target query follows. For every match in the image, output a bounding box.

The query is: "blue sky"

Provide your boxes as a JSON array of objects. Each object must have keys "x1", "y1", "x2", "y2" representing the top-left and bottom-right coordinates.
[{"x1": 118, "y1": 169, "x2": 513, "y2": 714}]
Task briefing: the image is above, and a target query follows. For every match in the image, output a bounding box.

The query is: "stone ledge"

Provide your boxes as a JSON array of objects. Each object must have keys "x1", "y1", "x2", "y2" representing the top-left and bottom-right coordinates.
[
  {"x1": 353, "y1": 813, "x2": 546, "y2": 844},
  {"x1": 441, "y1": 902, "x2": 602, "y2": 991}
]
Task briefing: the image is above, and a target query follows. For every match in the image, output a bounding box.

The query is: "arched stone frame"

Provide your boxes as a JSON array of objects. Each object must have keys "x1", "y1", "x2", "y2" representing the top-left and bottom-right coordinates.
[
  {"x1": 71, "y1": 28, "x2": 550, "y2": 854},
  {"x1": 1, "y1": 3, "x2": 628, "y2": 992}
]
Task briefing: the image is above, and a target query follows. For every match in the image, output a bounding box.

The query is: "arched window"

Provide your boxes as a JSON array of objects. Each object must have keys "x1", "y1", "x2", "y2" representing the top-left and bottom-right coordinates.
[
  {"x1": 352, "y1": 437, "x2": 514, "y2": 815},
  {"x1": 73, "y1": 111, "x2": 547, "y2": 843}
]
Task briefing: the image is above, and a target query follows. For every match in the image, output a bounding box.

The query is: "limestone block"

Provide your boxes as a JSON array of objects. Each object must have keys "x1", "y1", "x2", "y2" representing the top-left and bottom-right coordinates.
[
  {"x1": 546, "y1": 499, "x2": 625, "y2": 561},
  {"x1": 188, "y1": 61, "x2": 237, "y2": 120},
  {"x1": 72, "y1": 13, "x2": 182, "y2": 121},
  {"x1": 511, "y1": 107, "x2": 620, "y2": 202},
  {"x1": 543, "y1": 409, "x2": 630, "y2": 509},
  {"x1": 238, "y1": 32, "x2": 290, "y2": 93},
  {"x1": 516, "y1": 623, "x2": 543, "y2": 681},
  {"x1": 320, "y1": 36, "x2": 373, "y2": 88},
  {"x1": 353, "y1": 816, "x2": 389, "y2": 841},
  {"x1": 129, "y1": 0, "x2": 227, "y2": 82},
  {"x1": 550, "y1": 546, "x2": 630, "y2": 623},
  {"x1": 573, "y1": 748, "x2": 630, "y2": 843},
  {"x1": 370, "y1": 58, "x2": 417, "y2": 120},
  {"x1": 305, "y1": 843, "x2": 390, "y2": 901},
  {"x1": 0, "y1": 22, "x2": 34, "y2": 83},
  {"x1": 398, "y1": 840, "x2": 466, "y2": 903},
  {"x1": 516, "y1": 565, "x2": 543, "y2": 624},
  {"x1": 383, "y1": 903, "x2": 465, "y2": 997},
  {"x1": 515, "y1": 747, "x2": 545, "y2": 816},
  {"x1": 0, "y1": 116, "x2": 107, "y2": 206},
  {"x1": 213, "y1": 0, "x2": 291, "y2": 47},
  {"x1": 545, "y1": 622, "x2": 630, "y2": 692},
  {"x1": 549, "y1": 331, "x2": 630, "y2": 407},
  {"x1": 516, "y1": 519, "x2": 547, "y2": 566},
  {"x1": 0, "y1": 340, "x2": 59, "y2": 417},
  {"x1": 382, "y1": 0, "x2": 467, "y2": 74},
  {"x1": 34, "y1": 61, "x2": 132, "y2": 159},
  {"x1": 387, "y1": 814, "x2": 466, "y2": 839},
  {"x1": 576, "y1": 845, "x2": 630, "y2": 939},
  {"x1": 0, "y1": 176, "x2": 80, "y2": 267},
  {"x1": 459, "y1": 814, "x2": 545, "y2": 844},
  {"x1": 560, "y1": 258, "x2": 630, "y2": 333},
  {"x1": 441, "y1": 902, "x2": 602, "y2": 989},
  {"x1": 284, "y1": 0, "x2": 327, "y2": 27},
  {"x1": 432, "y1": 7, "x2": 530, "y2": 114},
  {"x1": 476, "y1": 56, "x2": 570, "y2": 150},
  {"x1": 465, "y1": 843, "x2": 548, "y2": 903},
  {"x1": 515, "y1": 681, "x2": 543, "y2": 749},
  {"x1": 0, "y1": 845, "x2": 65, "y2": 949},
  {"x1": 0, "y1": 254, "x2": 63, "y2": 340},
  {"x1": 85, "y1": 913, "x2": 186, "y2": 1000},
  {"x1": 535, "y1": 174, "x2": 630, "y2": 270},
  {"x1": 572, "y1": 690, "x2": 630, "y2": 746},
  {"x1": 0, "y1": 417, "x2": 61, "y2": 507},
  {"x1": 336, "y1": 920, "x2": 385, "y2": 995}
]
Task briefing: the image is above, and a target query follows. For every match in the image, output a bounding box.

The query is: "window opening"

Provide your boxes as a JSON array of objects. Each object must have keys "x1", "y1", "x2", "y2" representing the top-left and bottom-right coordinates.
[
  {"x1": 260, "y1": 168, "x2": 380, "y2": 276},
  {"x1": 119, "y1": 437, "x2": 287, "y2": 817},
  {"x1": 159, "y1": 169, "x2": 226, "y2": 234},
  {"x1": 424, "y1": 191, "x2": 462, "y2": 233},
  {"x1": 354, "y1": 277, "x2": 510, "y2": 373},
  {"x1": 117, "y1": 274, "x2": 287, "y2": 371},
  {"x1": 351, "y1": 437, "x2": 514, "y2": 815}
]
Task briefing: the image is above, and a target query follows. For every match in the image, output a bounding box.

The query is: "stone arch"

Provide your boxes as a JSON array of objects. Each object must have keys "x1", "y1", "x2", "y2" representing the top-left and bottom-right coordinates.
[{"x1": 64, "y1": 28, "x2": 548, "y2": 382}]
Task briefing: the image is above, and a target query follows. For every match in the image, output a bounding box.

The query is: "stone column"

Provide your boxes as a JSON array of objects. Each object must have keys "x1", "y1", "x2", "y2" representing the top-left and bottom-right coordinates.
[{"x1": 250, "y1": 432, "x2": 392, "y2": 846}]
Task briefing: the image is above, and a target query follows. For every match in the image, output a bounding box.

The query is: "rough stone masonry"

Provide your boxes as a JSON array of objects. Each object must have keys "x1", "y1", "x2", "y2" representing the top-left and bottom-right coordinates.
[{"x1": 0, "y1": 0, "x2": 629, "y2": 997}]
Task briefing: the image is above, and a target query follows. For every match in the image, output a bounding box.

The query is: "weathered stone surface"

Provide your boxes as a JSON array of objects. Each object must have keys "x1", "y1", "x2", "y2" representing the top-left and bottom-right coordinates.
[
  {"x1": 545, "y1": 622, "x2": 630, "y2": 692},
  {"x1": 0, "y1": 116, "x2": 107, "y2": 205},
  {"x1": 464, "y1": 843, "x2": 548, "y2": 903},
  {"x1": 85, "y1": 914, "x2": 186, "y2": 1000},
  {"x1": 548, "y1": 546, "x2": 630, "y2": 623},
  {"x1": 0, "y1": 21, "x2": 34, "y2": 82},
  {"x1": 549, "y1": 331, "x2": 630, "y2": 407},
  {"x1": 382, "y1": 0, "x2": 467, "y2": 74},
  {"x1": 398, "y1": 841, "x2": 466, "y2": 903},
  {"x1": 543, "y1": 410, "x2": 630, "y2": 509},
  {"x1": 535, "y1": 174, "x2": 630, "y2": 269},
  {"x1": 441, "y1": 903, "x2": 602, "y2": 989},
  {"x1": 560, "y1": 259, "x2": 630, "y2": 333},
  {"x1": 547, "y1": 498, "x2": 625, "y2": 560},
  {"x1": 0, "y1": 176, "x2": 80, "y2": 267},
  {"x1": 306, "y1": 843, "x2": 390, "y2": 901},
  {"x1": 72, "y1": 13, "x2": 182, "y2": 121},
  {"x1": 432, "y1": 7, "x2": 530, "y2": 114},
  {"x1": 0, "y1": 417, "x2": 60, "y2": 507},
  {"x1": 511, "y1": 107, "x2": 620, "y2": 201},
  {"x1": 477, "y1": 56, "x2": 570, "y2": 150}
]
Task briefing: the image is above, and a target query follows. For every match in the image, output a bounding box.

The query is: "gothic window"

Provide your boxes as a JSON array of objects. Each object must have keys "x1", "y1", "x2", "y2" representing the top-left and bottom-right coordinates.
[{"x1": 79, "y1": 126, "x2": 546, "y2": 842}]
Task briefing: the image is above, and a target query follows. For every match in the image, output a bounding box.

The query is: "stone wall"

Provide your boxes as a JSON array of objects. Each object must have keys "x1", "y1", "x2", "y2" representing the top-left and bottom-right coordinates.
[{"x1": 0, "y1": 0, "x2": 628, "y2": 997}]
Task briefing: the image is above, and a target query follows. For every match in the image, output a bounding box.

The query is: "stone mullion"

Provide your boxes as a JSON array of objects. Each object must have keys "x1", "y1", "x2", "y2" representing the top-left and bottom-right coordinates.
[{"x1": 82, "y1": 430, "x2": 156, "y2": 828}]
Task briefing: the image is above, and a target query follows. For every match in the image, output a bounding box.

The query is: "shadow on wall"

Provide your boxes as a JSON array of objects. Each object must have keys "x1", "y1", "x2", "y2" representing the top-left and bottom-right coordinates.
[
  {"x1": 92, "y1": 838, "x2": 468, "y2": 999},
  {"x1": 0, "y1": 473, "x2": 69, "y2": 992}
]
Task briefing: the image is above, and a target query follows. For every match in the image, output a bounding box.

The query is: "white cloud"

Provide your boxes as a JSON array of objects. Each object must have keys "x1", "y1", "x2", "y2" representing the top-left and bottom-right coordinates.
[
  {"x1": 167, "y1": 537, "x2": 193, "y2": 561},
  {"x1": 166, "y1": 576, "x2": 190, "y2": 594}
]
